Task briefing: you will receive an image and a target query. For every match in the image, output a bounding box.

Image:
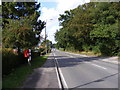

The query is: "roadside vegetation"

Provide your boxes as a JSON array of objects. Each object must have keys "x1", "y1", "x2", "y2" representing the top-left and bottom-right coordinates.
[
  {"x1": 59, "y1": 48, "x2": 101, "y2": 56},
  {"x1": 2, "y1": 2, "x2": 45, "y2": 49},
  {"x1": 2, "y1": 2, "x2": 51, "y2": 89},
  {"x1": 55, "y1": 2, "x2": 120, "y2": 56},
  {"x1": 2, "y1": 56, "x2": 47, "y2": 88}
]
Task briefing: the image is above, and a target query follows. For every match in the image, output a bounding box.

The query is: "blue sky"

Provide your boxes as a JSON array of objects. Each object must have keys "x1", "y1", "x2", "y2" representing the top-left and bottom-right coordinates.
[
  {"x1": 37, "y1": 0, "x2": 90, "y2": 44},
  {"x1": 40, "y1": 2, "x2": 57, "y2": 8}
]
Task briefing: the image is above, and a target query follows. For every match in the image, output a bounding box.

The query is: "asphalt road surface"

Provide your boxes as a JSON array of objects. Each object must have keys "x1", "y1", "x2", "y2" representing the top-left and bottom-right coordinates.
[{"x1": 52, "y1": 49, "x2": 119, "y2": 88}]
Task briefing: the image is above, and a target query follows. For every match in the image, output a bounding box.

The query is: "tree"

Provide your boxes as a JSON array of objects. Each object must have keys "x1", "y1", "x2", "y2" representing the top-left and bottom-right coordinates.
[
  {"x1": 41, "y1": 39, "x2": 52, "y2": 53},
  {"x1": 55, "y1": 2, "x2": 120, "y2": 56},
  {"x1": 2, "y1": 2, "x2": 40, "y2": 26},
  {"x1": 89, "y1": 2, "x2": 120, "y2": 55},
  {"x1": 3, "y1": 18, "x2": 38, "y2": 48},
  {"x1": 2, "y1": 2, "x2": 45, "y2": 49}
]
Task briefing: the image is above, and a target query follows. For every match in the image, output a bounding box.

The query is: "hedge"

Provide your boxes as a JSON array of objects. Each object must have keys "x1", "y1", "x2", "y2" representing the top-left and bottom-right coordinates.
[
  {"x1": 2, "y1": 48, "x2": 26, "y2": 75},
  {"x1": 2, "y1": 48, "x2": 47, "y2": 75}
]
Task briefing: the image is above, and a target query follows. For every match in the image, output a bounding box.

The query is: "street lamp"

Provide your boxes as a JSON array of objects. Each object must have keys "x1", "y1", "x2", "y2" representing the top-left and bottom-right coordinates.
[{"x1": 45, "y1": 19, "x2": 53, "y2": 54}]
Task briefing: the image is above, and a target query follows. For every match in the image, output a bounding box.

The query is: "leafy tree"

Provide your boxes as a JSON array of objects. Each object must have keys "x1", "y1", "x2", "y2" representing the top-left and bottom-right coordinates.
[
  {"x1": 55, "y1": 2, "x2": 120, "y2": 56},
  {"x1": 2, "y1": 2, "x2": 45, "y2": 49},
  {"x1": 3, "y1": 18, "x2": 38, "y2": 48}
]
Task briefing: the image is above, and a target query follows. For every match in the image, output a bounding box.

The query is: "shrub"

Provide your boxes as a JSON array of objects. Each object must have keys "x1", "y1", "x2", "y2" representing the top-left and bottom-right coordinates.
[
  {"x1": 92, "y1": 43, "x2": 113, "y2": 56},
  {"x1": 32, "y1": 52, "x2": 40, "y2": 58},
  {"x1": 2, "y1": 48, "x2": 26, "y2": 75},
  {"x1": 82, "y1": 45, "x2": 92, "y2": 52},
  {"x1": 118, "y1": 52, "x2": 120, "y2": 56},
  {"x1": 99, "y1": 44, "x2": 112, "y2": 56},
  {"x1": 92, "y1": 45, "x2": 101, "y2": 54},
  {"x1": 3, "y1": 48, "x2": 16, "y2": 75}
]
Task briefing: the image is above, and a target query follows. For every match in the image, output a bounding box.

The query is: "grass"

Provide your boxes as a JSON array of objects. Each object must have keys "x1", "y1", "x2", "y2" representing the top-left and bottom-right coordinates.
[
  {"x1": 59, "y1": 49, "x2": 119, "y2": 61},
  {"x1": 59, "y1": 48, "x2": 65, "y2": 51},
  {"x1": 59, "y1": 49, "x2": 100, "y2": 57},
  {"x1": 75, "y1": 51, "x2": 101, "y2": 56},
  {"x1": 45, "y1": 53, "x2": 50, "y2": 55},
  {"x1": 2, "y1": 56, "x2": 47, "y2": 88}
]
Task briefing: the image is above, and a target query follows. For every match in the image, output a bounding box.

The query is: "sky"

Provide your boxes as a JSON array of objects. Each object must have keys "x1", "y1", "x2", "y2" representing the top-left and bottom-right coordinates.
[{"x1": 37, "y1": 0, "x2": 90, "y2": 44}]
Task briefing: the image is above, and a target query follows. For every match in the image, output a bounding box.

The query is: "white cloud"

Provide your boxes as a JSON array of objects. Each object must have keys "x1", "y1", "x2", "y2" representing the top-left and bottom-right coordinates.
[
  {"x1": 38, "y1": 0, "x2": 90, "y2": 43},
  {"x1": 38, "y1": 7, "x2": 59, "y2": 43},
  {"x1": 47, "y1": 26, "x2": 59, "y2": 43},
  {"x1": 57, "y1": 0, "x2": 90, "y2": 14},
  {"x1": 57, "y1": 0, "x2": 83, "y2": 13},
  {"x1": 0, "y1": 0, "x2": 1, "y2": 5},
  {"x1": 39, "y1": 7, "x2": 59, "y2": 21},
  {"x1": 37, "y1": 0, "x2": 58, "y2": 2}
]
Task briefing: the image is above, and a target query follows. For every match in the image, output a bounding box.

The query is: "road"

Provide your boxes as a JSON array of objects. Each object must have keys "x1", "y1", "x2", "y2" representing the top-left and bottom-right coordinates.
[{"x1": 52, "y1": 49, "x2": 119, "y2": 88}]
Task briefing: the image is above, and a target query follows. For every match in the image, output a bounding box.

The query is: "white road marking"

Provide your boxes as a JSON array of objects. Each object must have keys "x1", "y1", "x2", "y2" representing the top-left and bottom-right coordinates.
[
  {"x1": 56, "y1": 60, "x2": 68, "y2": 88},
  {"x1": 61, "y1": 50, "x2": 119, "y2": 64},
  {"x1": 54, "y1": 62, "x2": 62, "y2": 88},
  {"x1": 67, "y1": 55, "x2": 74, "y2": 58},
  {"x1": 54, "y1": 53, "x2": 68, "y2": 88},
  {"x1": 102, "y1": 59, "x2": 118, "y2": 64},
  {"x1": 84, "y1": 61, "x2": 91, "y2": 63},
  {"x1": 92, "y1": 64, "x2": 107, "y2": 70},
  {"x1": 53, "y1": 53, "x2": 62, "y2": 88}
]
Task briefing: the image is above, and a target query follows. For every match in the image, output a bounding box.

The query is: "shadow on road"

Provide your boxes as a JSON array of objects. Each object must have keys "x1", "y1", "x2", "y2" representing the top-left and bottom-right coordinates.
[
  {"x1": 44, "y1": 55, "x2": 112, "y2": 68},
  {"x1": 70, "y1": 73, "x2": 118, "y2": 89}
]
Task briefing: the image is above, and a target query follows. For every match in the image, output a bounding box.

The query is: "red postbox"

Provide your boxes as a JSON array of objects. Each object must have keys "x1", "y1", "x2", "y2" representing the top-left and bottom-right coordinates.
[
  {"x1": 24, "y1": 49, "x2": 31, "y2": 66},
  {"x1": 24, "y1": 49, "x2": 30, "y2": 57}
]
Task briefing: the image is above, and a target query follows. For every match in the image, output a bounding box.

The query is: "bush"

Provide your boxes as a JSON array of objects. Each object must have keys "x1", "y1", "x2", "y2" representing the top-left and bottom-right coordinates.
[
  {"x1": 92, "y1": 43, "x2": 113, "y2": 56},
  {"x1": 32, "y1": 52, "x2": 40, "y2": 58},
  {"x1": 65, "y1": 47, "x2": 75, "y2": 52},
  {"x1": 2, "y1": 48, "x2": 48, "y2": 75},
  {"x1": 99, "y1": 44, "x2": 112, "y2": 56},
  {"x1": 2, "y1": 48, "x2": 26, "y2": 75},
  {"x1": 118, "y1": 52, "x2": 120, "y2": 56},
  {"x1": 82, "y1": 45, "x2": 92, "y2": 52},
  {"x1": 92, "y1": 45, "x2": 101, "y2": 54}
]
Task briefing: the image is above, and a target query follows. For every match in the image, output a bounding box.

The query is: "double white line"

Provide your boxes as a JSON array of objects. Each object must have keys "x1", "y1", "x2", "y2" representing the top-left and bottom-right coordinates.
[{"x1": 53, "y1": 53, "x2": 68, "y2": 89}]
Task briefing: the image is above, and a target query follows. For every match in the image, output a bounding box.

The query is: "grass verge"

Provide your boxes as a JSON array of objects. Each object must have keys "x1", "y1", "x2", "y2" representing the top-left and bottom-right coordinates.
[
  {"x1": 2, "y1": 56, "x2": 47, "y2": 88},
  {"x1": 75, "y1": 51, "x2": 101, "y2": 56},
  {"x1": 59, "y1": 49, "x2": 100, "y2": 56}
]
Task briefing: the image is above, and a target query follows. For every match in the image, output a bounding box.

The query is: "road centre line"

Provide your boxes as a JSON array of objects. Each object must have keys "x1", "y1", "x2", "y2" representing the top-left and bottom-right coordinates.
[
  {"x1": 91, "y1": 63, "x2": 107, "y2": 70},
  {"x1": 63, "y1": 50, "x2": 118, "y2": 65},
  {"x1": 67, "y1": 55, "x2": 74, "y2": 58},
  {"x1": 84, "y1": 61, "x2": 107, "y2": 70},
  {"x1": 54, "y1": 53, "x2": 68, "y2": 88},
  {"x1": 64, "y1": 52, "x2": 108, "y2": 70}
]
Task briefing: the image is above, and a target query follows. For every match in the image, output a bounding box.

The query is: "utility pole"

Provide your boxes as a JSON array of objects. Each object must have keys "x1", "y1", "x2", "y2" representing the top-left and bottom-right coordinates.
[
  {"x1": 44, "y1": 19, "x2": 53, "y2": 54},
  {"x1": 45, "y1": 20, "x2": 47, "y2": 54}
]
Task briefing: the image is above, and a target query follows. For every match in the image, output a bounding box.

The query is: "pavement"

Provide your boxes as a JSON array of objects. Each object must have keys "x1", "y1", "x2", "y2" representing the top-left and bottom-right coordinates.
[
  {"x1": 20, "y1": 53, "x2": 59, "y2": 89},
  {"x1": 53, "y1": 49, "x2": 119, "y2": 88}
]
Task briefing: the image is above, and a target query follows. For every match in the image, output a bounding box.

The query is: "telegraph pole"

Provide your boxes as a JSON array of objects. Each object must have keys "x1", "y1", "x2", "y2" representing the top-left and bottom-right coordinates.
[
  {"x1": 45, "y1": 20, "x2": 47, "y2": 54},
  {"x1": 44, "y1": 19, "x2": 53, "y2": 54}
]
